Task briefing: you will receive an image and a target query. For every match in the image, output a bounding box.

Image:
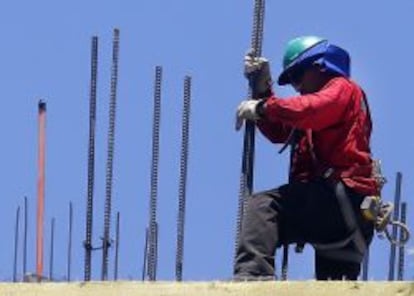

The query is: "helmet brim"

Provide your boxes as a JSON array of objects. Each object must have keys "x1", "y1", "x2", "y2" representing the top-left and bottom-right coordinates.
[
  {"x1": 277, "y1": 69, "x2": 292, "y2": 85},
  {"x1": 277, "y1": 40, "x2": 328, "y2": 85}
]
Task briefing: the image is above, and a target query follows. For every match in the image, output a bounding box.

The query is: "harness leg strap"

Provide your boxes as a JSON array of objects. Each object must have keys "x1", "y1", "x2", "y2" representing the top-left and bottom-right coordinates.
[{"x1": 313, "y1": 182, "x2": 367, "y2": 263}]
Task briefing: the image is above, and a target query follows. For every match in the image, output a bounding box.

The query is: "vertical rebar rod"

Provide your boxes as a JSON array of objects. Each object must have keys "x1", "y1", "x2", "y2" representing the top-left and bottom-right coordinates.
[
  {"x1": 84, "y1": 36, "x2": 99, "y2": 282},
  {"x1": 146, "y1": 66, "x2": 163, "y2": 281},
  {"x1": 280, "y1": 132, "x2": 300, "y2": 280},
  {"x1": 362, "y1": 248, "x2": 369, "y2": 280},
  {"x1": 101, "y1": 28, "x2": 120, "y2": 281},
  {"x1": 175, "y1": 76, "x2": 192, "y2": 282},
  {"x1": 13, "y1": 206, "x2": 21, "y2": 282},
  {"x1": 23, "y1": 196, "x2": 28, "y2": 280},
  {"x1": 234, "y1": 0, "x2": 266, "y2": 266},
  {"x1": 142, "y1": 228, "x2": 149, "y2": 281},
  {"x1": 281, "y1": 244, "x2": 289, "y2": 280},
  {"x1": 36, "y1": 100, "x2": 47, "y2": 281},
  {"x1": 114, "y1": 212, "x2": 120, "y2": 281},
  {"x1": 388, "y1": 172, "x2": 402, "y2": 281},
  {"x1": 397, "y1": 202, "x2": 407, "y2": 280},
  {"x1": 49, "y1": 218, "x2": 55, "y2": 281},
  {"x1": 153, "y1": 223, "x2": 159, "y2": 280},
  {"x1": 67, "y1": 202, "x2": 73, "y2": 282}
]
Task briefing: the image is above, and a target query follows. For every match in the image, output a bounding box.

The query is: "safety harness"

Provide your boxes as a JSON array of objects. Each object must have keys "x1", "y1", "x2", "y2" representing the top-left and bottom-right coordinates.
[{"x1": 280, "y1": 92, "x2": 410, "y2": 261}]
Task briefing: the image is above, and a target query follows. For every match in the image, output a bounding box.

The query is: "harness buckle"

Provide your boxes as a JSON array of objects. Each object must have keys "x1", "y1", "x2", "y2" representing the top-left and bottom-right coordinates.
[{"x1": 360, "y1": 196, "x2": 393, "y2": 232}]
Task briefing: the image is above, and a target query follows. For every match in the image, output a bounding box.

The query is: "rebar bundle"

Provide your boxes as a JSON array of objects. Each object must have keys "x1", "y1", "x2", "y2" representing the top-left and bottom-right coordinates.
[{"x1": 175, "y1": 76, "x2": 192, "y2": 281}]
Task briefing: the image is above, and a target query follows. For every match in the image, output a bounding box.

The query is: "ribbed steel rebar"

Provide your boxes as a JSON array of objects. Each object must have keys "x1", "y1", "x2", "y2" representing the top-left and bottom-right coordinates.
[
  {"x1": 114, "y1": 212, "x2": 120, "y2": 281},
  {"x1": 251, "y1": 0, "x2": 265, "y2": 58},
  {"x1": 147, "y1": 66, "x2": 163, "y2": 281},
  {"x1": 175, "y1": 76, "x2": 192, "y2": 281},
  {"x1": 281, "y1": 244, "x2": 289, "y2": 280},
  {"x1": 142, "y1": 228, "x2": 149, "y2": 281},
  {"x1": 397, "y1": 202, "x2": 407, "y2": 280},
  {"x1": 153, "y1": 223, "x2": 159, "y2": 280},
  {"x1": 23, "y1": 197, "x2": 28, "y2": 280},
  {"x1": 102, "y1": 28, "x2": 120, "y2": 281},
  {"x1": 388, "y1": 172, "x2": 402, "y2": 281},
  {"x1": 84, "y1": 36, "x2": 98, "y2": 282},
  {"x1": 13, "y1": 206, "x2": 20, "y2": 282},
  {"x1": 362, "y1": 248, "x2": 370, "y2": 280},
  {"x1": 234, "y1": 0, "x2": 266, "y2": 266},
  {"x1": 67, "y1": 202, "x2": 73, "y2": 281}
]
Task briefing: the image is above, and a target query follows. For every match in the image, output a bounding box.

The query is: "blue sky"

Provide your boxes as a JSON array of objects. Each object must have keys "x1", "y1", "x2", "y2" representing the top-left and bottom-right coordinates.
[{"x1": 0, "y1": 0, "x2": 413, "y2": 281}]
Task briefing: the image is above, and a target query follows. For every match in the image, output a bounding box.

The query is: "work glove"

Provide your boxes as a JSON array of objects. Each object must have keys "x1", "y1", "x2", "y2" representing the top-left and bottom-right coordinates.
[
  {"x1": 244, "y1": 50, "x2": 272, "y2": 96},
  {"x1": 235, "y1": 99, "x2": 264, "y2": 131}
]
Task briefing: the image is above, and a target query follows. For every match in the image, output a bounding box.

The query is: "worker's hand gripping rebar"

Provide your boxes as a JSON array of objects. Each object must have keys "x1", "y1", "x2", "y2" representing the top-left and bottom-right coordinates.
[{"x1": 234, "y1": 0, "x2": 265, "y2": 267}]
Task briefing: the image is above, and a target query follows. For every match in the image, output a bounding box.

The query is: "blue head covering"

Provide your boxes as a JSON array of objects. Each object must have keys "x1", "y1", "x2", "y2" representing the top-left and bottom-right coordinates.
[{"x1": 278, "y1": 40, "x2": 351, "y2": 85}]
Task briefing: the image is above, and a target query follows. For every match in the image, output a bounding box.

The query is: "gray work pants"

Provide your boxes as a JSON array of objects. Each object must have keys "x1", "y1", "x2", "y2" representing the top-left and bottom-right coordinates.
[{"x1": 234, "y1": 179, "x2": 374, "y2": 280}]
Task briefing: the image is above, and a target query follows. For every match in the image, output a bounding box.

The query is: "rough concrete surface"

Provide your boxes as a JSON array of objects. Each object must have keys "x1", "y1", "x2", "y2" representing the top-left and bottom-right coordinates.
[{"x1": 0, "y1": 281, "x2": 413, "y2": 296}]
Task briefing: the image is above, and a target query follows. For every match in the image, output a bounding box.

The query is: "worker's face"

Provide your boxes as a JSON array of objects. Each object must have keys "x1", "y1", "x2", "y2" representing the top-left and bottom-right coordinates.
[{"x1": 289, "y1": 65, "x2": 325, "y2": 94}]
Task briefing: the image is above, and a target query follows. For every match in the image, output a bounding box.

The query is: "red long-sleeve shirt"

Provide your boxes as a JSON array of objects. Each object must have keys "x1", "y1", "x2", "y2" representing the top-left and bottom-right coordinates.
[{"x1": 257, "y1": 77, "x2": 378, "y2": 195}]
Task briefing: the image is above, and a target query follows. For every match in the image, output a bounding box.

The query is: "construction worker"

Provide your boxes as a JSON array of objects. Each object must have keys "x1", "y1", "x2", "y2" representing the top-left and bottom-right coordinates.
[{"x1": 234, "y1": 36, "x2": 379, "y2": 280}]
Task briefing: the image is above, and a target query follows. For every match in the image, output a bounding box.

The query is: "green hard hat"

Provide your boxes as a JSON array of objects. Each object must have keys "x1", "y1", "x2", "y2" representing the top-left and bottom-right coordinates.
[
  {"x1": 283, "y1": 36, "x2": 326, "y2": 68},
  {"x1": 278, "y1": 36, "x2": 327, "y2": 85}
]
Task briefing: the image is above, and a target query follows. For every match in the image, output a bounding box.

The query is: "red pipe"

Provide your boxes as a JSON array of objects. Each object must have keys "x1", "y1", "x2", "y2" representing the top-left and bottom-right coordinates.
[{"x1": 36, "y1": 100, "x2": 46, "y2": 280}]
